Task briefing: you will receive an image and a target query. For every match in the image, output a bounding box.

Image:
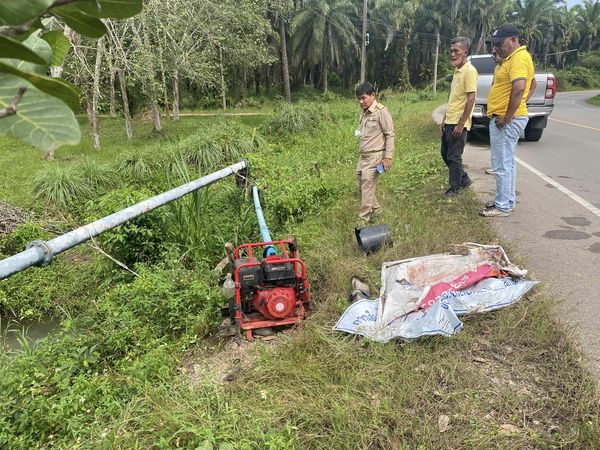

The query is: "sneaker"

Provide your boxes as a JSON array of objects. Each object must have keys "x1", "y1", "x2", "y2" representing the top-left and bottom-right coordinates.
[
  {"x1": 479, "y1": 206, "x2": 510, "y2": 217},
  {"x1": 485, "y1": 200, "x2": 514, "y2": 211},
  {"x1": 444, "y1": 186, "x2": 462, "y2": 197},
  {"x1": 484, "y1": 168, "x2": 495, "y2": 175},
  {"x1": 461, "y1": 177, "x2": 473, "y2": 188}
]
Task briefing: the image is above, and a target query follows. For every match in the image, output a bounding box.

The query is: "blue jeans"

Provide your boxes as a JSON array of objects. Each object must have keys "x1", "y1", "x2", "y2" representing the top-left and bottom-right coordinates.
[{"x1": 489, "y1": 116, "x2": 528, "y2": 211}]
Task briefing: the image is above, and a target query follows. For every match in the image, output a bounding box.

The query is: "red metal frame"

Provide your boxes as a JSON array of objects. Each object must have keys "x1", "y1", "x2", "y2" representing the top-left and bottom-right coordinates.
[{"x1": 232, "y1": 239, "x2": 310, "y2": 340}]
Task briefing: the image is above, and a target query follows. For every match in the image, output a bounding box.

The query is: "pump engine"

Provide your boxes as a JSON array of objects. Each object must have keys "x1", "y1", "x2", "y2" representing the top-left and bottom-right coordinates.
[{"x1": 227, "y1": 237, "x2": 310, "y2": 341}]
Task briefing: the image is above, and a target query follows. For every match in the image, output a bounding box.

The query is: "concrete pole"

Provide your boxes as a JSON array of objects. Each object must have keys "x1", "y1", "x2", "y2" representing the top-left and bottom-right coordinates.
[
  {"x1": 433, "y1": 28, "x2": 439, "y2": 96},
  {"x1": 360, "y1": 0, "x2": 368, "y2": 84}
]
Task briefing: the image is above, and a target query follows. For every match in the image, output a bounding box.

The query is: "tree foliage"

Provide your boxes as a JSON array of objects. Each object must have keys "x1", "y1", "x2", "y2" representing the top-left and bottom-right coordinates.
[
  {"x1": 2, "y1": 0, "x2": 600, "y2": 154},
  {"x1": 0, "y1": 0, "x2": 142, "y2": 153}
]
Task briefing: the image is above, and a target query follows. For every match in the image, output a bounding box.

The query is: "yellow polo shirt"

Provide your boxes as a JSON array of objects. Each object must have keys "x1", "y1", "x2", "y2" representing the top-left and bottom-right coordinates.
[
  {"x1": 445, "y1": 60, "x2": 478, "y2": 130},
  {"x1": 487, "y1": 46, "x2": 534, "y2": 118}
]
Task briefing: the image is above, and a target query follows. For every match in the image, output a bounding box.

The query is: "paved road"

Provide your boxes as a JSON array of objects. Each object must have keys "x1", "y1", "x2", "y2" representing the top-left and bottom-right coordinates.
[{"x1": 464, "y1": 90, "x2": 600, "y2": 377}]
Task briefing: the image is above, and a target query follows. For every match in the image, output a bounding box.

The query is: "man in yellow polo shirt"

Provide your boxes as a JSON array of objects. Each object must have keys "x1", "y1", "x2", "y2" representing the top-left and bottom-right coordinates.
[
  {"x1": 440, "y1": 37, "x2": 478, "y2": 196},
  {"x1": 480, "y1": 24, "x2": 534, "y2": 217}
]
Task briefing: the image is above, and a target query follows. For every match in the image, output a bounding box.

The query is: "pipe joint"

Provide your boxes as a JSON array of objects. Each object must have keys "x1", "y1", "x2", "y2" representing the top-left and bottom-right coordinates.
[{"x1": 26, "y1": 240, "x2": 53, "y2": 267}]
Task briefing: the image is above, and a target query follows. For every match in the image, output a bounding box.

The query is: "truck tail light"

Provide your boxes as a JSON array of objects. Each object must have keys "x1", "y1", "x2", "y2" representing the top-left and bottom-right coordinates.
[{"x1": 545, "y1": 74, "x2": 556, "y2": 99}]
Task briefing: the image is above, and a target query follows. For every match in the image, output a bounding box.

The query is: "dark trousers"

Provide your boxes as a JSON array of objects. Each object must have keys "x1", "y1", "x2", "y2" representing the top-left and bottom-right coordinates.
[{"x1": 441, "y1": 124, "x2": 469, "y2": 187}]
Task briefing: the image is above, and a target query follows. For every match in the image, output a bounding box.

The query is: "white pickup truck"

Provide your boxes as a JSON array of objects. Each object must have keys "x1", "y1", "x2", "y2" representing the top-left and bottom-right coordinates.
[{"x1": 468, "y1": 54, "x2": 557, "y2": 142}]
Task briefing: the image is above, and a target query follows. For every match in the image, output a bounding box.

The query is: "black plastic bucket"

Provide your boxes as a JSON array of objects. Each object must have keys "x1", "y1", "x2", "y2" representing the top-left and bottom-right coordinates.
[{"x1": 355, "y1": 224, "x2": 393, "y2": 255}]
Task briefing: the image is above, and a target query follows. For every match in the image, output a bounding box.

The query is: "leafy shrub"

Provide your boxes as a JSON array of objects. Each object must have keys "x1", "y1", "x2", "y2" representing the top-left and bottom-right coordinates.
[
  {"x1": 94, "y1": 265, "x2": 221, "y2": 359},
  {"x1": 0, "y1": 223, "x2": 97, "y2": 318},
  {"x1": 0, "y1": 255, "x2": 98, "y2": 319},
  {"x1": 234, "y1": 96, "x2": 263, "y2": 108},
  {"x1": 32, "y1": 165, "x2": 93, "y2": 207},
  {"x1": 247, "y1": 117, "x2": 347, "y2": 229},
  {"x1": 257, "y1": 168, "x2": 334, "y2": 226},
  {"x1": 417, "y1": 88, "x2": 435, "y2": 101},
  {"x1": 321, "y1": 90, "x2": 342, "y2": 102},
  {"x1": 264, "y1": 103, "x2": 329, "y2": 134},
  {"x1": 0, "y1": 222, "x2": 49, "y2": 255},
  {"x1": 435, "y1": 78, "x2": 451, "y2": 92},
  {"x1": 86, "y1": 188, "x2": 168, "y2": 267},
  {"x1": 580, "y1": 51, "x2": 600, "y2": 72},
  {"x1": 556, "y1": 67, "x2": 600, "y2": 91}
]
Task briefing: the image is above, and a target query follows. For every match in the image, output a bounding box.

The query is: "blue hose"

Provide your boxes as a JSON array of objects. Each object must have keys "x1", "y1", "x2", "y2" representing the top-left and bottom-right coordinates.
[{"x1": 252, "y1": 186, "x2": 277, "y2": 256}]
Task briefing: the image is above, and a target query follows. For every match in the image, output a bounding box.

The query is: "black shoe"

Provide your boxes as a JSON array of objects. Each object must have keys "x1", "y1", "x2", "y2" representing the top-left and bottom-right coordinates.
[
  {"x1": 444, "y1": 186, "x2": 462, "y2": 197},
  {"x1": 461, "y1": 177, "x2": 472, "y2": 188}
]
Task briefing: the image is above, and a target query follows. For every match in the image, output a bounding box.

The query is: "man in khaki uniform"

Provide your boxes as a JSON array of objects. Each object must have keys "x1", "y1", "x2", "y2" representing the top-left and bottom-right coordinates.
[{"x1": 355, "y1": 82, "x2": 394, "y2": 222}]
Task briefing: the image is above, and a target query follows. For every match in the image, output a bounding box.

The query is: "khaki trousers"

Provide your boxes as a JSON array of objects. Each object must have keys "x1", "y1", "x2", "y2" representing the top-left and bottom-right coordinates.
[{"x1": 356, "y1": 150, "x2": 384, "y2": 220}]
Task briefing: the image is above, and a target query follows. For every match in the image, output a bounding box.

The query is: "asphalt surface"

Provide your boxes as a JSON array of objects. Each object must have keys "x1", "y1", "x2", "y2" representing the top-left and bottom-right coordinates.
[{"x1": 463, "y1": 90, "x2": 600, "y2": 377}]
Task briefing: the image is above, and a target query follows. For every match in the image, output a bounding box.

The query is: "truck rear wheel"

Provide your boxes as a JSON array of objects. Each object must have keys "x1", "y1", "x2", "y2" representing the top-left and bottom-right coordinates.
[
  {"x1": 524, "y1": 126, "x2": 544, "y2": 142},
  {"x1": 524, "y1": 117, "x2": 546, "y2": 142}
]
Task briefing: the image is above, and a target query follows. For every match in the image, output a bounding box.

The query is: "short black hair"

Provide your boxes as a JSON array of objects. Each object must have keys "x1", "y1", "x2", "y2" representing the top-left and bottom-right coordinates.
[
  {"x1": 355, "y1": 82, "x2": 375, "y2": 96},
  {"x1": 451, "y1": 37, "x2": 471, "y2": 53}
]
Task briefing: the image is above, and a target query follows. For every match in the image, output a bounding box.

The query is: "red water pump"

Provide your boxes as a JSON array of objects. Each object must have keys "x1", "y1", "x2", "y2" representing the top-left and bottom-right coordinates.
[{"x1": 226, "y1": 237, "x2": 310, "y2": 341}]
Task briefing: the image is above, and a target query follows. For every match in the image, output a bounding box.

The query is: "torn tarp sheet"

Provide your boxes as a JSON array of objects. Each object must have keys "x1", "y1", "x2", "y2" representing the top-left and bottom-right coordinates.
[{"x1": 334, "y1": 243, "x2": 538, "y2": 342}]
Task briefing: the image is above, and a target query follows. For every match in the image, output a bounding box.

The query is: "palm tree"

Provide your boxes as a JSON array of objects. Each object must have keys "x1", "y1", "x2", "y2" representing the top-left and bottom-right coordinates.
[
  {"x1": 574, "y1": 0, "x2": 600, "y2": 52},
  {"x1": 514, "y1": 0, "x2": 556, "y2": 57},
  {"x1": 415, "y1": 0, "x2": 452, "y2": 93},
  {"x1": 375, "y1": 0, "x2": 419, "y2": 91},
  {"x1": 290, "y1": 0, "x2": 359, "y2": 92},
  {"x1": 553, "y1": 5, "x2": 579, "y2": 67},
  {"x1": 267, "y1": 1, "x2": 293, "y2": 101},
  {"x1": 465, "y1": 0, "x2": 513, "y2": 54}
]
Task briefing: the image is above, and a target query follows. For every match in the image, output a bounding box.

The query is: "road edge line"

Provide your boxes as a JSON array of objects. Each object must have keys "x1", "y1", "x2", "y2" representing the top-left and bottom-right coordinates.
[
  {"x1": 516, "y1": 157, "x2": 600, "y2": 219},
  {"x1": 549, "y1": 117, "x2": 600, "y2": 132}
]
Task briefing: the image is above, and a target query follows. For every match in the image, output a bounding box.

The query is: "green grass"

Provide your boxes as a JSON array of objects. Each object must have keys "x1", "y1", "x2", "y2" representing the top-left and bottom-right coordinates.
[
  {"x1": 1, "y1": 93, "x2": 599, "y2": 448},
  {"x1": 587, "y1": 95, "x2": 600, "y2": 106},
  {"x1": 0, "y1": 114, "x2": 267, "y2": 210},
  {"x1": 106, "y1": 95, "x2": 598, "y2": 449}
]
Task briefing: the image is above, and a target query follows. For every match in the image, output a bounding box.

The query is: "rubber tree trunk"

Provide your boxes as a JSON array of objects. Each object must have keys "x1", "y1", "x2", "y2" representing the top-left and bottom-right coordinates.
[
  {"x1": 108, "y1": 46, "x2": 117, "y2": 118},
  {"x1": 150, "y1": 87, "x2": 162, "y2": 133},
  {"x1": 158, "y1": 41, "x2": 171, "y2": 119},
  {"x1": 117, "y1": 68, "x2": 133, "y2": 142},
  {"x1": 265, "y1": 65, "x2": 271, "y2": 92},
  {"x1": 138, "y1": 28, "x2": 161, "y2": 132},
  {"x1": 91, "y1": 37, "x2": 104, "y2": 150},
  {"x1": 172, "y1": 69, "x2": 180, "y2": 121},
  {"x1": 278, "y1": 15, "x2": 291, "y2": 102},
  {"x1": 220, "y1": 46, "x2": 227, "y2": 111},
  {"x1": 398, "y1": 36, "x2": 411, "y2": 91}
]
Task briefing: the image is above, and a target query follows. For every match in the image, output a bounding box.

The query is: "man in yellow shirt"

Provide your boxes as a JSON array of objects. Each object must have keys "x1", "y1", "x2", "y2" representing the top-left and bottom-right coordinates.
[
  {"x1": 480, "y1": 24, "x2": 534, "y2": 217},
  {"x1": 440, "y1": 37, "x2": 478, "y2": 196}
]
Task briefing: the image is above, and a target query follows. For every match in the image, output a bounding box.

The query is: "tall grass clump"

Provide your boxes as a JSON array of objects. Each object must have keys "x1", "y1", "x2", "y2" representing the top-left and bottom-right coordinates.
[
  {"x1": 176, "y1": 123, "x2": 257, "y2": 172},
  {"x1": 264, "y1": 102, "x2": 329, "y2": 134},
  {"x1": 165, "y1": 158, "x2": 211, "y2": 258},
  {"x1": 115, "y1": 149, "x2": 155, "y2": 181},
  {"x1": 76, "y1": 157, "x2": 115, "y2": 191},
  {"x1": 32, "y1": 165, "x2": 93, "y2": 208}
]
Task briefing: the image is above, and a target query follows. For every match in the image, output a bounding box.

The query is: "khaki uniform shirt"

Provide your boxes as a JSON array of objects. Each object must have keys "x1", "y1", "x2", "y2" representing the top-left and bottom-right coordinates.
[{"x1": 359, "y1": 100, "x2": 394, "y2": 159}]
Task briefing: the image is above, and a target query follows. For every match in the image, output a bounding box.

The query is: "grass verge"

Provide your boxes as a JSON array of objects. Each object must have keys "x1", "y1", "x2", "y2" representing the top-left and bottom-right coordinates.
[
  {"x1": 102, "y1": 96, "x2": 599, "y2": 448},
  {"x1": 1, "y1": 93, "x2": 599, "y2": 448},
  {"x1": 586, "y1": 95, "x2": 600, "y2": 107}
]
